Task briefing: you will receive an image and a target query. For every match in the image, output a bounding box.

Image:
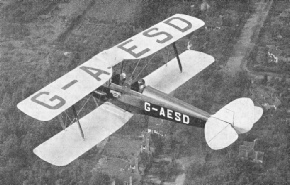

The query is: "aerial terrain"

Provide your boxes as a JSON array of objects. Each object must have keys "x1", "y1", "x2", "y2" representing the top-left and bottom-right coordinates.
[{"x1": 0, "y1": 0, "x2": 289, "y2": 184}]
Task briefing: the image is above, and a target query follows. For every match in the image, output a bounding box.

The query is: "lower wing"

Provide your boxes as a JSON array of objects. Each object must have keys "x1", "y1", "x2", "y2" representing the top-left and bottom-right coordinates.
[
  {"x1": 143, "y1": 50, "x2": 214, "y2": 94},
  {"x1": 33, "y1": 50, "x2": 214, "y2": 166},
  {"x1": 33, "y1": 102, "x2": 133, "y2": 166}
]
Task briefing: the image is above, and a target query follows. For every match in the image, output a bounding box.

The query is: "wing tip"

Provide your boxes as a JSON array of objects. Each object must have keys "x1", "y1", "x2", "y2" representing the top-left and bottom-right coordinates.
[
  {"x1": 174, "y1": 14, "x2": 205, "y2": 24},
  {"x1": 33, "y1": 147, "x2": 72, "y2": 167},
  {"x1": 185, "y1": 50, "x2": 215, "y2": 64},
  {"x1": 17, "y1": 99, "x2": 55, "y2": 121}
]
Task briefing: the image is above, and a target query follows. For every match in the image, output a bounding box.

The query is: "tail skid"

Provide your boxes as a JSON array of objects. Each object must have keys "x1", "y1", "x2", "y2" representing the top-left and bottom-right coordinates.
[{"x1": 205, "y1": 98, "x2": 263, "y2": 150}]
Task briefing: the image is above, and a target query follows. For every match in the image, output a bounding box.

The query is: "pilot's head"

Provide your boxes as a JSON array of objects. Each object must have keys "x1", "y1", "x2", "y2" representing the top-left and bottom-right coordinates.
[
  {"x1": 121, "y1": 73, "x2": 126, "y2": 79},
  {"x1": 138, "y1": 79, "x2": 145, "y2": 85}
]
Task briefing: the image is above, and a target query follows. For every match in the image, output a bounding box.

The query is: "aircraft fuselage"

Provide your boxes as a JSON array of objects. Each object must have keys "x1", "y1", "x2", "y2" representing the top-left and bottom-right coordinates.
[{"x1": 108, "y1": 83, "x2": 209, "y2": 128}]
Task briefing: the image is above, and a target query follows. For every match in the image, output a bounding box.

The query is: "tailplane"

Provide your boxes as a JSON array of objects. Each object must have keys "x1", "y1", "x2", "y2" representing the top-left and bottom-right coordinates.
[{"x1": 205, "y1": 98, "x2": 263, "y2": 150}]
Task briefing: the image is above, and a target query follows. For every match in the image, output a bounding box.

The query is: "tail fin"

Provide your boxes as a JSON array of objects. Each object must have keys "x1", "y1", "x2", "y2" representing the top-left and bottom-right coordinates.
[{"x1": 205, "y1": 98, "x2": 263, "y2": 150}]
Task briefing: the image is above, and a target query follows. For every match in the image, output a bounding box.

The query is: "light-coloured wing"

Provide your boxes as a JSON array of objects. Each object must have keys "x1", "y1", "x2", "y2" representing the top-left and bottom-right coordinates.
[
  {"x1": 17, "y1": 14, "x2": 204, "y2": 121},
  {"x1": 143, "y1": 50, "x2": 214, "y2": 94},
  {"x1": 85, "y1": 14, "x2": 205, "y2": 66},
  {"x1": 33, "y1": 102, "x2": 133, "y2": 166},
  {"x1": 105, "y1": 14, "x2": 205, "y2": 65},
  {"x1": 17, "y1": 58, "x2": 112, "y2": 121}
]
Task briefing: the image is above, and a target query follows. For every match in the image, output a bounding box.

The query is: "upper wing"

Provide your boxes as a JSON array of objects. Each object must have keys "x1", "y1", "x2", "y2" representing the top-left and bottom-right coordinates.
[
  {"x1": 102, "y1": 14, "x2": 205, "y2": 66},
  {"x1": 33, "y1": 102, "x2": 133, "y2": 166},
  {"x1": 17, "y1": 57, "x2": 112, "y2": 121},
  {"x1": 143, "y1": 50, "x2": 214, "y2": 94},
  {"x1": 17, "y1": 14, "x2": 204, "y2": 121}
]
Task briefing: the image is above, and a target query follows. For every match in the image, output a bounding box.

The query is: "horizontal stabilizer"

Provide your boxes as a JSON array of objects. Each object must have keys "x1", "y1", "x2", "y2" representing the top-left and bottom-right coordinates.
[
  {"x1": 205, "y1": 98, "x2": 263, "y2": 150},
  {"x1": 253, "y1": 106, "x2": 263, "y2": 124},
  {"x1": 143, "y1": 50, "x2": 214, "y2": 94},
  {"x1": 205, "y1": 117, "x2": 238, "y2": 150},
  {"x1": 33, "y1": 102, "x2": 133, "y2": 166},
  {"x1": 213, "y1": 98, "x2": 255, "y2": 134}
]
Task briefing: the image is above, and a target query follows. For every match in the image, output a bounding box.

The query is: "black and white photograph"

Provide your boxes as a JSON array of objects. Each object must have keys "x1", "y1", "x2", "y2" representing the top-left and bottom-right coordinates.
[{"x1": 0, "y1": 0, "x2": 289, "y2": 184}]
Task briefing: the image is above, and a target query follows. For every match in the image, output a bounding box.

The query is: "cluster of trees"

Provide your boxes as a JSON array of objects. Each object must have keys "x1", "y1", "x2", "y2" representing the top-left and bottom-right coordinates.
[
  {"x1": 0, "y1": 1, "x2": 122, "y2": 184},
  {"x1": 180, "y1": 77, "x2": 288, "y2": 184},
  {"x1": 0, "y1": 68, "x2": 109, "y2": 184},
  {"x1": 130, "y1": 0, "x2": 258, "y2": 183},
  {"x1": 137, "y1": 0, "x2": 288, "y2": 184},
  {"x1": 184, "y1": 102, "x2": 288, "y2": 185},
  {"x1": 250, "y1": 0, "x2": 290, "y2": 74},
  {"x1": 180, "y1": 1, "x2": 289, "y2": 184}
]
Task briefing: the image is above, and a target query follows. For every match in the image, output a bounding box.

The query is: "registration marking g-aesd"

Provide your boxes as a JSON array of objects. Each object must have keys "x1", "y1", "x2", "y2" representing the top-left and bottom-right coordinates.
[
  {"x1": 116, "y1": 14, "x2": 204, "y2": 60},
  {"x1": 144, "y1": 102, "x2": 190, "y2": 124}
]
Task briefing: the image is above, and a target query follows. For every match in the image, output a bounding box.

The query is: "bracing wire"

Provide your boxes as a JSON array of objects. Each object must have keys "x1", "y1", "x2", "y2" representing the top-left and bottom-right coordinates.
[
  {"x1": 133, "y1": 52, "x2": 157, "y2": 81},
  {"x1": 58, "y1": 114, "x2": 66, "y2": 129},
  {"x1": 77, "y1": 96, "x2": 92, "y2": 116},
  {"x1": 131, "y1": 58, "x2": 142, "y2": 79},
  {"x1": 64, "y1": 110, "x2": 73, "y2": 125},
  {"x1": 92, "y1": 96, "x2": 99, "y2": 107},
  {"x1": 64, "y1": 113, "x2": 67, "y2": 125},
  {"x1": 61, "y1": 87, "x2": 105, "y2": 128}
]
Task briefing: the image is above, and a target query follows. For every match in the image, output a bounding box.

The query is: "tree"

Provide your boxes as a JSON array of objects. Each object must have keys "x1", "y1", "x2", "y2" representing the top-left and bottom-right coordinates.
[
  {"x1": 89, "y1": 172, "x2": 110, "y2": 185},
  {"x1": 1, "y1": 92, "x2": 12, "y2": 111},
  {"x1": 1, "y1": 134, "x2": 19, "y2": 157},
  {"x1": 261, "y1": 74, "x2": 268, "y2": 85}
]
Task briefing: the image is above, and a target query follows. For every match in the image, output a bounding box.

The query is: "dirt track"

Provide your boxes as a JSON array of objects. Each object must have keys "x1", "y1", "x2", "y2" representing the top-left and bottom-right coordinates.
[
  {"x1": 224, "y1": 0, "x2": 289, "y2": 81},
  {"x1": 225, "y1": 0, "x2": 273, "y2": 76}
]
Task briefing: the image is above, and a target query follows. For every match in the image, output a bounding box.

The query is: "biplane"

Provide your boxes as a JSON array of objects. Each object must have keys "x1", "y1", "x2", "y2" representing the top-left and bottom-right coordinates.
[{"x1": 17, "y1": 14, "x2": 263, "y2": 166}]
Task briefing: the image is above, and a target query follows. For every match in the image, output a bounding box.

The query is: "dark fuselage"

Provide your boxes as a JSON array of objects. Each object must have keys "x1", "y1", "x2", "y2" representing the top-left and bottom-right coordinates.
[{"x1": 107, "y1": 83, "x2": 209, "y2": 128}]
